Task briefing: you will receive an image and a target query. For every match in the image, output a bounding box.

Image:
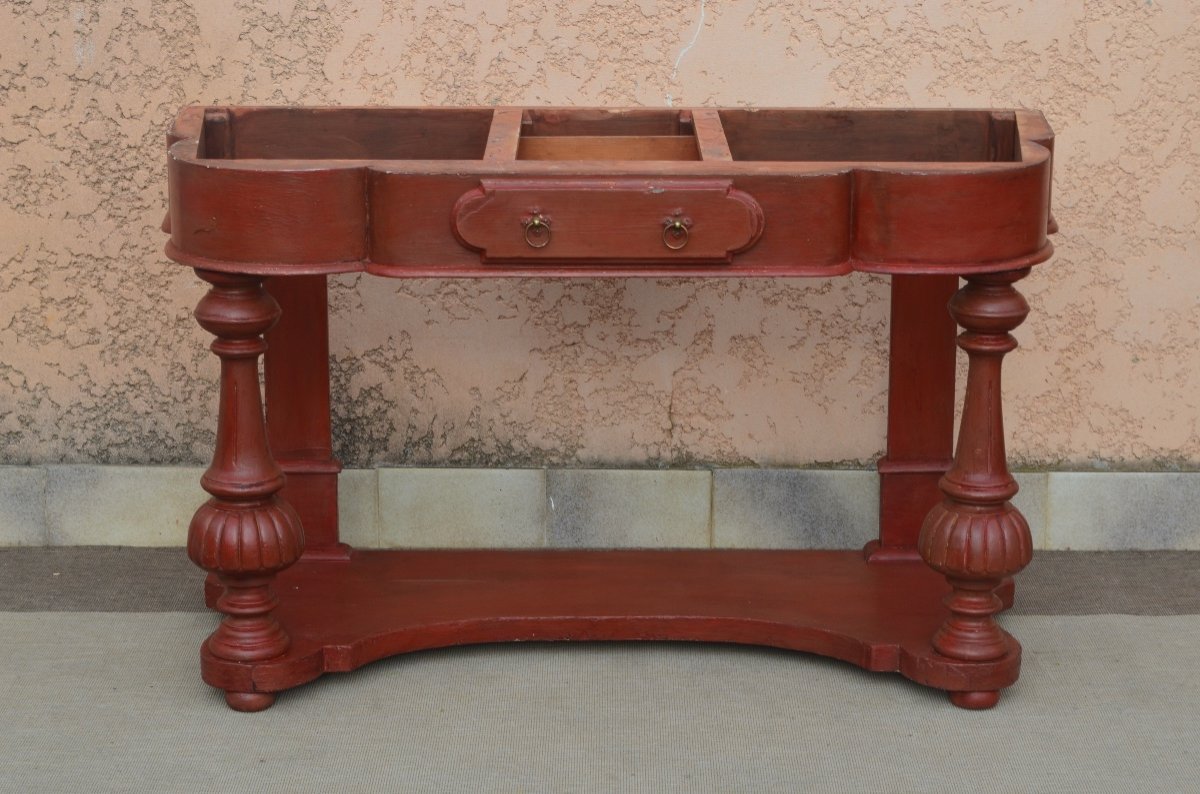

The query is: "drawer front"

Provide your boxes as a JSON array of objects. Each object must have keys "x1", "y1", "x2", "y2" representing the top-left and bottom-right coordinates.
[{"x1": 452, "y1": 179, "x2": 764, "y2": 264}]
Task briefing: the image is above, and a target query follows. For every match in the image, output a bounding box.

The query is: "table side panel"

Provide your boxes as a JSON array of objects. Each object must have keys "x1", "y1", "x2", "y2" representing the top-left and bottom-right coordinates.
[
  {"x1": 727, "y1": 173, "x2": 851, "y2": 272},
  {"x1": 851, "y1": 154, "x2": 1051, "y2": 266},
  {"x1": 169, "y1": 154, "x2": 366, "y2": 265},
  {"x1": 368, "y1": 171, "x2": 481, "y2": 269}
]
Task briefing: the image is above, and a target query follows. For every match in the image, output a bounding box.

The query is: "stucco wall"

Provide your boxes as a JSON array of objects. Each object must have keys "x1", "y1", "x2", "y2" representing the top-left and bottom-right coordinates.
[{"x1": 1, "y1": 0, "x2": 1197, "y2": 469}]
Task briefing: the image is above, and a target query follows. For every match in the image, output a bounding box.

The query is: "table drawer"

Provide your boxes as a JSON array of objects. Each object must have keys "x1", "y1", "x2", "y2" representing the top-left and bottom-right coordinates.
[{"x1": 452, "y1": 179, "x2": 765, "y2": 265}]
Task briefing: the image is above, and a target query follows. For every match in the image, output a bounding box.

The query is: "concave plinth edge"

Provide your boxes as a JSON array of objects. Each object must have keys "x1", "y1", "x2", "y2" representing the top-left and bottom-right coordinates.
[{"x1": 198, "y1": 549, "x2": 1023, "y2": 700}]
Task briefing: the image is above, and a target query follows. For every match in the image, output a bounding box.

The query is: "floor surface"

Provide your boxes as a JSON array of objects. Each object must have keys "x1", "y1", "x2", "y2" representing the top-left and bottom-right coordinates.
[{"x1": 2, "y1": 549, "x2": 1196, "y2": 793}]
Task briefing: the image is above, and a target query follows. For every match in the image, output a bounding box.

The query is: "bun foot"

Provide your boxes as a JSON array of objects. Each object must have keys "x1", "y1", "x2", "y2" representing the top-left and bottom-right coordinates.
[
  {"x1": 224, "y1": 691, "x2": 276, "y2": 712},
  {"x1": 949, "y1": 690, "x2": 1000, "y2": 710}
]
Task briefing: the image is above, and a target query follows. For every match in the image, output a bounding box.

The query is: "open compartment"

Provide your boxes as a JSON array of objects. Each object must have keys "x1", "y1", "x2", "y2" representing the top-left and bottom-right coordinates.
[
  {"x1": 197, "y1": 107, "x2": 494, "y2": 160},
  {"x1": 515, "y1": 108, "x2": 700, "y2": 161},
  {"x1": 718, "y1": 109, "x2": 1020, "y2": 162}
]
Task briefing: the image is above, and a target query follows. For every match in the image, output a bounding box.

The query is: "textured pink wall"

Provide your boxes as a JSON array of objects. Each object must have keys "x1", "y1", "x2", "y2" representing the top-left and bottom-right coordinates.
[{"x1": 1, "y1": 1, "x2": 1197, "y2": 468}]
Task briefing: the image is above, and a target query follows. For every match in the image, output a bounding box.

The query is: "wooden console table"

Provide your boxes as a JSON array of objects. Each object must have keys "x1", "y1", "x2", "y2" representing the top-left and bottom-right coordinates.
[{"x1": 163, "y1": 106, "x2": 1055, "y2": 711}]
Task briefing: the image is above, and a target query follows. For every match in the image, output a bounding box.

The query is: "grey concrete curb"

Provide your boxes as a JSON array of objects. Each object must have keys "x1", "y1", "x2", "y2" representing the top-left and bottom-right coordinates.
[{"x1": 0, "y1": 465, "x2": 1197, "y2": 550}]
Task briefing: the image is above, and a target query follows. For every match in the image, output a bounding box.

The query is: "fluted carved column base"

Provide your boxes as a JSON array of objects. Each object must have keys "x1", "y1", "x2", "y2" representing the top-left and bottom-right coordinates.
[
  {"x1": 918, "y1": 269, "x2": 1034, "y2": 709},
  {"x1": 191, "y1": 497, "x2": 304, "y2": 711},
  {"x1": 189, "y1": 270, "x2": 305, "y2": 711},
  {"x1": 920, "y1": 502, "x2": 1032, "y2": 663}
]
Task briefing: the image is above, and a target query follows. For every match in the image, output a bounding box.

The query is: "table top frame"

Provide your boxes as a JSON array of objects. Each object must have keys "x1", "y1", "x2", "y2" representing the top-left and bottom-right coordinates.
[{"x1": 164, "y1": 105, "x2": 1055, "y2": 279}]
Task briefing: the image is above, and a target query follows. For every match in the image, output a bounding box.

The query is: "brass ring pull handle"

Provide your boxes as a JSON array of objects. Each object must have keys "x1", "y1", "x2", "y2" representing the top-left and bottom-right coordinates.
[
  {"x1": 523, "y1": 214, "x2": 551, "y2": 248},
  {"x1": 662, "y1": 216, "x2": 691, "y2": 250}
]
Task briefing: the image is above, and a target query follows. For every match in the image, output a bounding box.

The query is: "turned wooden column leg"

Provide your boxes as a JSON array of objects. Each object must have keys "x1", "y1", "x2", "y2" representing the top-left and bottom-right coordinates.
[
  {"x1": 918, "y1": 268, "x2": 1034, "y2": 710},
  {"x1": 189, "y1": 269, "x2": 305, "y2": 712}
]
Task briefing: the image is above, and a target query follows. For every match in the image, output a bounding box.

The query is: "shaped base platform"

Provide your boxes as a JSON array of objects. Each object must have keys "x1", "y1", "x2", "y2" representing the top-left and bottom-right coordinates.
[{"x1": 200, "y1": 549, "x2": 1020, "y2": 709}]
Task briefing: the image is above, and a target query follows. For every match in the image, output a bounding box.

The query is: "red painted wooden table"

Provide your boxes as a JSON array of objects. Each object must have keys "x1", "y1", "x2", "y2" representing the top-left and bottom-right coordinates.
[{"x1": 163, "y1": 106, "x2": 1055, "y2": 711}]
